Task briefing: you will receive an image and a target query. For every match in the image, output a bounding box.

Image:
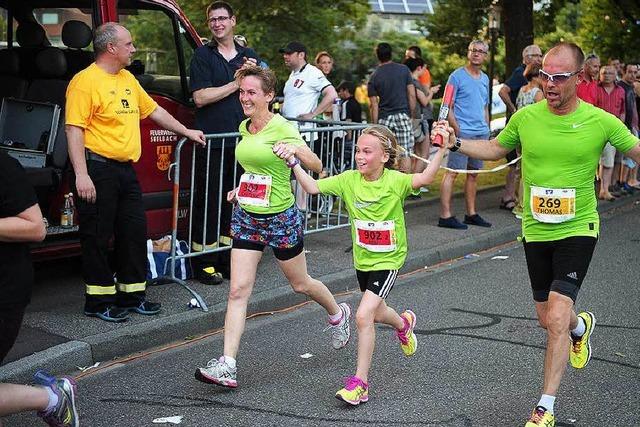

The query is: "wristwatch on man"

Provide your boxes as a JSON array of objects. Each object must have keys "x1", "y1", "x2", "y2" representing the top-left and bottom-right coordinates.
[{"x1": 450, "y1": 137, "x2": 462, "y2": 152}]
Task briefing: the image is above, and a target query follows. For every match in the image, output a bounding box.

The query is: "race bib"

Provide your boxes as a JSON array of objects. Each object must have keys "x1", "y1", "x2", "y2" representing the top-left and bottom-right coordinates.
[
  {"x1": 354, "y1": 219, "x2": 396, "y2": 252},
  {"x1": 237, "y1": 173, "x2": 272, "y2": 207},
  {"x1": 530, "y1": 186, "x2": 575, "y2": 223}
]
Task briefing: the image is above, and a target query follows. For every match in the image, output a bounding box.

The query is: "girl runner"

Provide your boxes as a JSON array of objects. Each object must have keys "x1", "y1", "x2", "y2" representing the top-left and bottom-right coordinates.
[
  {"x1": 194, "y1": 65, "x2": 351, "y2": 388},
  {"x1": 274, "y1": 124, "x2": 447, "y2": 404}
]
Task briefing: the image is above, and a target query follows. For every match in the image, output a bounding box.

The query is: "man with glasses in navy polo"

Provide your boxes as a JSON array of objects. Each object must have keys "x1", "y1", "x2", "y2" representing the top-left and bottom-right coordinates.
[
  {"x1": 432, "y1": 42, "x2": 640, "y2": 427},
  {"x1": 189, "y1": 1, "x2": 261, "y2": 283}
]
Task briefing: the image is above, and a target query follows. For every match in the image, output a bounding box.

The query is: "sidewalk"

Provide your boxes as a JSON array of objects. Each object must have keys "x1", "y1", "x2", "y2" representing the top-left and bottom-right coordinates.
[{"x1": 1, "y1": 187, "x2": 637, "y2": 383}]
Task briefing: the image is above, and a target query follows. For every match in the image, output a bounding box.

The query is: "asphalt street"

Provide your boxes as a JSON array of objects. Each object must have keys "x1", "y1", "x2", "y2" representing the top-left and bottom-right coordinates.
[{"x1": 6, "y1": 202, "x2": 640, "y2": 427}]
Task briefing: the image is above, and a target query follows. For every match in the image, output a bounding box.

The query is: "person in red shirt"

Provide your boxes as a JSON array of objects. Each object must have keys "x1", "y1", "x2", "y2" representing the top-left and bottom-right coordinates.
[
  {"x1": 577, "y1": 53, "x2": 600, "y2": 104},
  {"x1": 595, "y1": 65, "x2": 626, "y2": 200}
]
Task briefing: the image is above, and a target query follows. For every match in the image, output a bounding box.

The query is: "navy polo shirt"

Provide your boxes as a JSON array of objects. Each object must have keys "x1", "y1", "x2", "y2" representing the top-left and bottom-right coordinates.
[
  {"x1": 505, "y1": 63, "x2": 526, "y2": 105},
  {"x1": 189, "y1": 42, "x2": 260, "y2": 135}
]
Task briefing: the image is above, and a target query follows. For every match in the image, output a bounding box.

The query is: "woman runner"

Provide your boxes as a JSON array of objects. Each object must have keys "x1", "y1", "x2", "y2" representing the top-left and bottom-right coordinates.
[{"x1": 195, "y1": 65, "x2": 351, "y2": 388}]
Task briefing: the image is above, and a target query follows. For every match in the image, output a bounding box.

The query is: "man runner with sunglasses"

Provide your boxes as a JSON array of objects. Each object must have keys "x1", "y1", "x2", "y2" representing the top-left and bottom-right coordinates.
[{"x1": 432, "y1": 42, "x2": 640, "y2": 427}]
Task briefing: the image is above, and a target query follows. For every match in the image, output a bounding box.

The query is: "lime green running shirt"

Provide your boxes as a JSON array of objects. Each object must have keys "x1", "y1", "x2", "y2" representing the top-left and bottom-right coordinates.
[
  {"x1": 236, "y1": 114, "x2": 305, "y2": 214},
  {"x1": 317, "y1": 169, "x2": 414, "y2": 271},
  {"x1": 497, "y1": 100, "x2": 638, "y2": 242}
]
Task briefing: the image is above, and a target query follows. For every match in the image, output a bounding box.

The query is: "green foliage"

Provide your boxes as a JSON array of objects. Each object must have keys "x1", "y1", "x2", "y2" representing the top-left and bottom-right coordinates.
[
  {"x1": 122, "y1": 10, "x2": 179, "y2": 75},
  {"x1": 0, "y1": 9, "x2": 7, "y2": 43},
  {"x1": 418, "y1": 0, "x2": 493, "y2": 56},
  {"x1": 577, "y1": 0, "x2": 640, "y2": 62}
]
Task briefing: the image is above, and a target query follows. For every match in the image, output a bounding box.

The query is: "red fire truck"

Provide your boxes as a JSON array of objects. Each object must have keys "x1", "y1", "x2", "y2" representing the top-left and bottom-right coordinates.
[{"x1": 0, "y1": 0, "x2": 203, "y2": 259}]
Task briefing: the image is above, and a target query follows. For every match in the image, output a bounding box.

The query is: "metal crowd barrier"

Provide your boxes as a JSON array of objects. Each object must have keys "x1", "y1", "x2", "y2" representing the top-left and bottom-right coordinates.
[{"x1": 163, "y1": 119, "x2": 368, "y2": 310}]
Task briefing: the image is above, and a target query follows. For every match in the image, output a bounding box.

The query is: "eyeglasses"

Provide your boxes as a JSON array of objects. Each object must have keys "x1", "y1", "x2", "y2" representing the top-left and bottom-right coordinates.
[
  {"x1": 469, "y1": 48, "x2": 487, "y2": 54},
  {"x1": 538, "y1": 69, "x2": 580, "y2": 83},
  {"x1": 207, "y1": 16, "x2": 230, "y2": 24},
  {"x1": 526, "y1": 53, "x2": 543, "y2": 58}
]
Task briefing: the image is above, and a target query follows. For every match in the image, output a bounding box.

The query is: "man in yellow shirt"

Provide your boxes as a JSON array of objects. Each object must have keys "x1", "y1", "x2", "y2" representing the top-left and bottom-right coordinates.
[{"x1": 65, "y1": 23, "x2": 205, "y2": 322}]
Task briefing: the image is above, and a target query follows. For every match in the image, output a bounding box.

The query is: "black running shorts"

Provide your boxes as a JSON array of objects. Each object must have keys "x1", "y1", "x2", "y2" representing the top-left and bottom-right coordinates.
[
  {"x1": 232, "y1": 238, "x2": 304, "y2": 261},
  {"x1": 523, "y1": 236, "x2": 597, "y2": 303},
  {"x1": 356, "y1": 269, "x2": 398, "y2": 299}
]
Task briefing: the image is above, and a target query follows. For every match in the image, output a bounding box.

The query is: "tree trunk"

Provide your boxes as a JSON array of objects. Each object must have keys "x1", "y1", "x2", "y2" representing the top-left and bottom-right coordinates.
[{"x1": 501, "y1": 0, "x2": 534, "y2": 78}]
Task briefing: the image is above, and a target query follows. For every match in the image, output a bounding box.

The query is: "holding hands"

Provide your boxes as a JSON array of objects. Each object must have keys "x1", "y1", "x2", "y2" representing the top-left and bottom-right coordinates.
[{"x1": 273, "y1": 141, "x2": 297, "y2": 162}]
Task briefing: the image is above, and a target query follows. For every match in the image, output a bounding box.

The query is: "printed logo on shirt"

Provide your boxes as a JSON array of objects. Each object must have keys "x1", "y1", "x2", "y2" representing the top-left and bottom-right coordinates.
[
  {"x1": 293, "y1": 79, "x2": 304, "y2": 88},
  {"x1": 121, "y1": 99, "x2": 130, "y2": 109},
  {"x1": 125, "y1": 88, "x2": 132, "y2": 95},
  {"x1": 566, "y1": 272, "x2": 578, "y2": 280},
  {"x1": 354, "y1": 201, "x2": 375, "y2": 209},
  {"x1": 571, "y1": 123, "x2": 583, "y2": 128},
  {"x1": 373, "y1": 281, "x2": 380, "y2": 287}
]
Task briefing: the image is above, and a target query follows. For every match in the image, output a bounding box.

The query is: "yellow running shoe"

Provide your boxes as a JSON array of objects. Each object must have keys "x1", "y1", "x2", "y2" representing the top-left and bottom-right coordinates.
[
  {"x1": 570, "y1": 311, "x2": 595, "y2": 369},
  {"x1": 396, "y1": 310, "x2": 417, "y2": 356},
  {"x1": 525, "y1": 406, "x2": 555, "y2": 426},
  {"x1": 335, "y1": 376, "x2": 368, "y2": 405}
]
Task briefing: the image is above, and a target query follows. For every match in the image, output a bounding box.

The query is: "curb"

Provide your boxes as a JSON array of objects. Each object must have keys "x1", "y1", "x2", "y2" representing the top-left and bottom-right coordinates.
[{"x1": 1, "y1": 193, "x2": 637, "y2": 383}]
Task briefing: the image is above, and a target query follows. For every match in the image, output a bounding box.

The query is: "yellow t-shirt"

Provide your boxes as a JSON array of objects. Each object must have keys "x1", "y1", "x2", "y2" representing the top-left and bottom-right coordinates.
[{"x1": 65, "y1": 63, "x2": 158, "y2": 162}]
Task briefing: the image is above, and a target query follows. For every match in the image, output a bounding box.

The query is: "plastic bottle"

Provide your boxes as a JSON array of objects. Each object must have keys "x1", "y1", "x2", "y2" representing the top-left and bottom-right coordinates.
[{"x1": 332, "y1": 97, "x2": 341, "y2": 122}]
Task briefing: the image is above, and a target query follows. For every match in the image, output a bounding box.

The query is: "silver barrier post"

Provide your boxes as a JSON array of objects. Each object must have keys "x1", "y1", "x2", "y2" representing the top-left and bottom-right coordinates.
[{"x1": 163, "y1": 136, "x2": 209, "y2": 311}]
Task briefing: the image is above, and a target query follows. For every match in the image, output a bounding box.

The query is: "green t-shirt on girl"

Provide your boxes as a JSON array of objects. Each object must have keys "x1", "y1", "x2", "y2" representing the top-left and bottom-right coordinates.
[
  {"x1": 317, "y1": 168, "x2": 414, "y2": 271},
  {"x1": 497, "y1": 100, "x2": 638, "y2": 242},
  {"x1": 236, "y1": 114, "x2": 305, "y2": 214}
]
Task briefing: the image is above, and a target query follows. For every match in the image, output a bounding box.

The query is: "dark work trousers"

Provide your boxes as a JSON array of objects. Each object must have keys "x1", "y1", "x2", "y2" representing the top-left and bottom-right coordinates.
[
  {"x1": 76, "y1": 159, "x2": 147, "y2": 312},
  {"x1": 191, "y1": 142, "x2": 238, "y2": 275},
  {"x1": 0, "y1": 305, "x2": 25, "y2": 364}
]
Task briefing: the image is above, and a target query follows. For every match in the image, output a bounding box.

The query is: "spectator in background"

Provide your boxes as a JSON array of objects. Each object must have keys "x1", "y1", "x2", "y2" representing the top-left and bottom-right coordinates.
[
  {"x1": 511, "y1": 64, "x2": 544, "y2": 219},
  {"x1": 499, "y1": 45, "x2": 543, "y2": 118},
  {"x1": 617, "y1": 64, "x2": 639, "y2": 192},
  {"x1": 438, "y1": 40, "x2": 491, "y2": 230},
  {"x1": 368, "y1": 42, "x2": 416, "y2": 173},
  {"x1": 577, "y1": 54, "x2": 600, "y2": 104},
  {"x1": 314, "y1": 51, "x2": 336, "y2": 118},
  {"x1": 405, "y1": 45, "x2": 432, "y2": 88},
  {"x1": 609, "y1": 58, "x2": 623, "y2": 80},
  {"x1": 336, "y1": 80, "x2": 362, "y2": 169},
  {"x1": 337, "y1": 80, "x2": 363, "y2": 124},
  {"x1": 281, "y1": 41, "x2": 337, "y2": 122},
  {"x1": 281, "y1": 41, "x2": 337, "y2": 209},
  {"x1": 403, "y1": 56, "x2": 440, "y2": 183},
  {"x1": 354, "y1": 79, "x2": 370, "y2": 120},
  {"x1": 315, "y1": 51, "x2": 334, "y2": 77},
  {"x1": 498, "y1": 44, "x2": 543, "y2": 212},
  {"x1": 67, "y1": 23, "x2": 205, "y2": 322},
  {"x1": 594, "y1": 65, "x2": 626, "y2": 201},
  {"x1": 189, "y1": 1, "x2": 261, "y2": 283}
]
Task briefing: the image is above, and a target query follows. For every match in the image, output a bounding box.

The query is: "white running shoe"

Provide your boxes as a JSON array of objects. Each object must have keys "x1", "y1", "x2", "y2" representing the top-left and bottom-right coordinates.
[
  {"x1": 324, "y1": 302, "x2": 351, "y2": 349},
  {"x1": 195, "y1": 357, "x2": 238, "y2": 388}
]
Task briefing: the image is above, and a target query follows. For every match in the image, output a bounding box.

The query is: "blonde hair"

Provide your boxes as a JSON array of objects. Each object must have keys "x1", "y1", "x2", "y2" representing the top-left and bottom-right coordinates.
[
  {"x1": 361, "y1": 125, "x2": 398, "y2": 169},
  {"x1": 315, "y1": 51, "x2": 333, "y2": 64},
  {"x1": 234, "y1": 64, "x2": 277, "y2": 95}
]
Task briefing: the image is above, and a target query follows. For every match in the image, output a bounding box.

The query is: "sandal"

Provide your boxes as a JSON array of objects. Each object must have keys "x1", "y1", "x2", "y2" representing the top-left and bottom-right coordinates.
[{"x1": 499, "y1": 198, "x2": 516, "y2": 210}]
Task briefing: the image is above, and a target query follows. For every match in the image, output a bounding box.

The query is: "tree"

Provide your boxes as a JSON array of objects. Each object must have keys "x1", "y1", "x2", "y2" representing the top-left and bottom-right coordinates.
[{"x1": 501, "y1": 0, "x2": 533, "y2": 78}]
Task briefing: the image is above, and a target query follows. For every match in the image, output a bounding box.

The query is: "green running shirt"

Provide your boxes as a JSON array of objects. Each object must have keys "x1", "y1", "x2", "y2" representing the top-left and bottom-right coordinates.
[
  {"x1": 317, "y1": 168, "x2": 414, "y2": 271},
  {"x1": 497, "y1": 100, "x2": 638, "y2": 242},
  {"x1": 236, "y1": 114, "x2": 305, "y2": 214}
]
